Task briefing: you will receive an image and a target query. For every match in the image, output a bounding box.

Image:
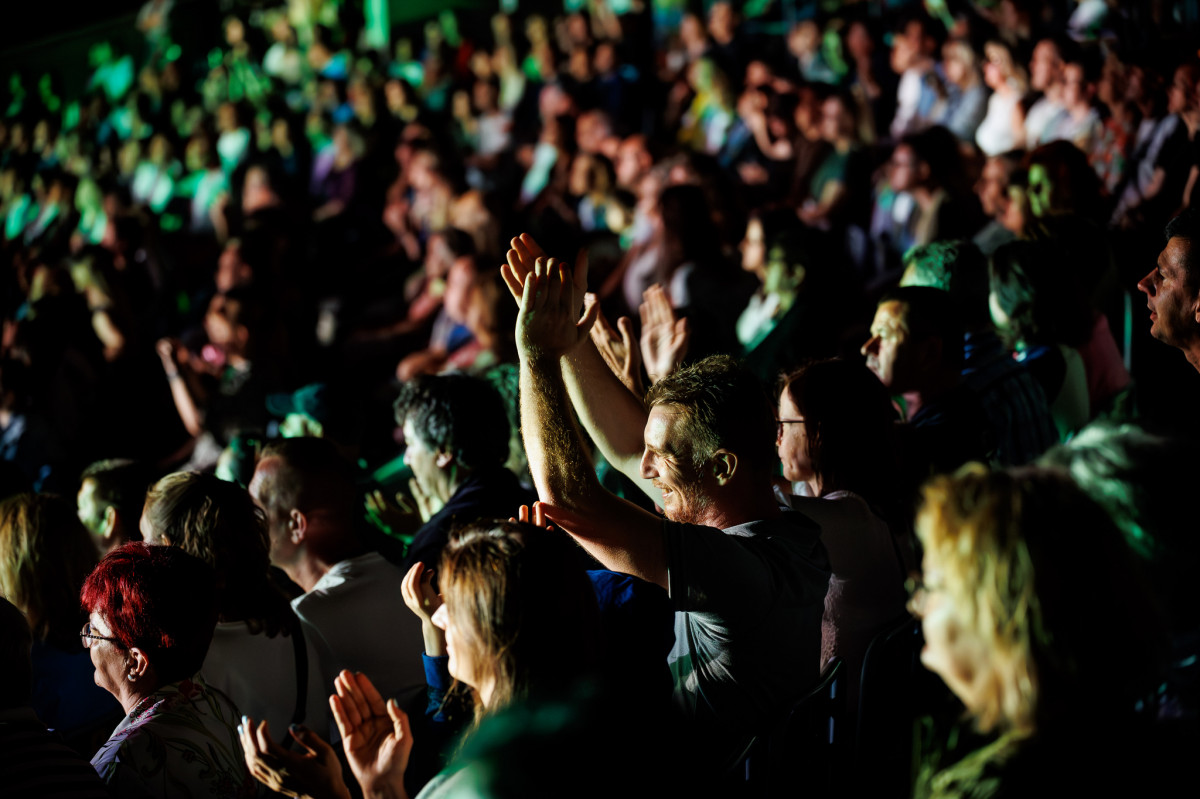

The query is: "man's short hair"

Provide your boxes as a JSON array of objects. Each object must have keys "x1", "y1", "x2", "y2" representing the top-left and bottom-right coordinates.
[
  {"x1": 645, "y1": 355, "x2": 776, "y2": 475},
  {"x1": 80, "y1": 459, "x2": 150, "y2": 519},
  {"x1": 901, "y1": 241, "x2": 989, "y2": 330},
  {"x1": 881, "y1": 286, "x2": 965, "y2": 370},
  {"x1": 1165, "y1": 207, "x2": 1200, "y2": 288},
  {"x1": 394, "y1": 373, "x2": 511, "y2": 471},
  {"x1": 258, "y1": 437, "x2": 357, "y2": 517}
]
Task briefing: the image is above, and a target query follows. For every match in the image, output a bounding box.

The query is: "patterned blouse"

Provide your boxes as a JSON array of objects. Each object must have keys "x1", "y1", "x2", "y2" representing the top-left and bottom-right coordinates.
[{"x1": 91, "y1": 676, "x2": 257, "y2": 798}]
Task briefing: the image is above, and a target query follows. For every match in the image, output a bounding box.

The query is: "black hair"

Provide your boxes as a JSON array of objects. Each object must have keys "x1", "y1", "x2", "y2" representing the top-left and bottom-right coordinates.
[{"x1": 394, "y1": 373, "x2": 511, "y2": 472}]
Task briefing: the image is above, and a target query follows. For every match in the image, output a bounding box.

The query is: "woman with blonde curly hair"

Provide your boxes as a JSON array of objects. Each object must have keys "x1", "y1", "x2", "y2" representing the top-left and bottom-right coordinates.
[{"x1": 910, "y1": 465, "x2": 1175, "y2": 798}]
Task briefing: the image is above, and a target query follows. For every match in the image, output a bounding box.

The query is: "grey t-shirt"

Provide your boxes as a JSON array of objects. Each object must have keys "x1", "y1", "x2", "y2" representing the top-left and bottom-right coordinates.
[{"x1": 664, "y1": 510, "x2": 830, "y2": 767}]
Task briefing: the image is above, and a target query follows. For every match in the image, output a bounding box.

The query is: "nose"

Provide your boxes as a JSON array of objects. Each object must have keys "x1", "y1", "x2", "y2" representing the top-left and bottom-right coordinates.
[
  {"x1": 1136, "y1": 270, "x2": 1154, "y2": 296},
  {"x1": 861, "y1": 334, "x2": 880, "y2": 357},
  {"x1": 639, "y1": 448, "x2": 656, "y2": 480}
]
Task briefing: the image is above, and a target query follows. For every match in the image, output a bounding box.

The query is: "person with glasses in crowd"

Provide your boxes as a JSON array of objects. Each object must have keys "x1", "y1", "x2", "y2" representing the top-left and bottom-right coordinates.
[{"x1": 82, "y1": 542, "x2": 257, "y2": 798}]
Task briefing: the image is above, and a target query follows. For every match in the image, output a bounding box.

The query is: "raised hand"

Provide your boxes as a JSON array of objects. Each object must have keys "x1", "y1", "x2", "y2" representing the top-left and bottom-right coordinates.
[
  {"x1": 516, "y1": 256, "x2": 599, "y2": 361},
  {"x1": 364, "y1": 490, "x2": 419, "y2": 542},
  {"x1": 515, "y1": 501, "x2": 554, "y2": 530},
  {"x1": 330, "y1": 671, "x2": 413, "y2": 799},
  {"x1": 639, "y1": 284, "x2": 690, "y2": 385},
  {"x1": 587, "y1": 294, "x2": 644, "y2": 397},
  {"x1": 401, "y1": 562, "x2": 446, "y2": 657},
  {"x1": 239, "y1": 716, "x2": 351, "y2": 799},
  {"x1": 502, "y1": 233, "x2": 589, "y2": 320}
]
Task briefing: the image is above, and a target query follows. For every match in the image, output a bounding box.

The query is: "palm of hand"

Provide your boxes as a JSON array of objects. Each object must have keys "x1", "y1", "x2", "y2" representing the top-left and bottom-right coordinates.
[{"x1": 344, "y1": 717, "x2": 409, "y2": 787}]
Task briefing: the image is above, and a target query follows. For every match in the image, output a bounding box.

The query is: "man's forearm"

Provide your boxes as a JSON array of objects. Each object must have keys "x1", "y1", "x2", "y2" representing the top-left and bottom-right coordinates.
[
  {"x1": 520, "y1": 353, "x2": 606, "y2": 510},
  {"x1": 561, "y1": 340, "x2": 658, "y2": 500}
]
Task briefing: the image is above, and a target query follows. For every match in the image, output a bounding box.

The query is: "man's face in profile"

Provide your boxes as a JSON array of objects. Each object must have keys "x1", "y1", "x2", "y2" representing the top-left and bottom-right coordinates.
[
  {"x1": 1137, "y1": 237, "x2": 1200, "y2": 349},
  {"x1": 640, "y1": 405, "x2": 712, "y2": 526},
  {"x1": 863, "y1": 300, "x2": 918, "y2": 392}
]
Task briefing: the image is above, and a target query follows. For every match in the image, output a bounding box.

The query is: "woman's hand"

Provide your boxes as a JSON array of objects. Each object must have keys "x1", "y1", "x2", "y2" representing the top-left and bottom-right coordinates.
[
  {"x1": 239, "y1": 716, "x2": 351, "y2": 799},
  {"x1": 330, "y1": 671, "x2": 413, "y2": 799},
  {"x1": 401, "y1": 562, "x2": 446, "y2": 656},
  {"x1": 364, "y1": 489, "x2": 420, "y2": 542}
]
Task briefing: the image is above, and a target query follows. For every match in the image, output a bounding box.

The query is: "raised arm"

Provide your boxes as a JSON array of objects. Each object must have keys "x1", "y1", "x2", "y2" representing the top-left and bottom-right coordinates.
[
  {"x1": 503, "y1": 234, "x2": 660, "y2": 503},
  {"x1": 516, "y1": 258, "x2": 668, "y2": 587}
]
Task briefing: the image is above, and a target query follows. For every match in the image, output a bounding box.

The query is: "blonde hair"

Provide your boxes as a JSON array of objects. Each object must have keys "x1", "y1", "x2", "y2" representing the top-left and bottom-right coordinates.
[
  {"x1": 916, "y1": 465, "x2": 1161, "y2": 737},
  {"x1": 0, "y1": 494, "x2": 97, "y2": 648},
  {"x1": 984, "y1": 40, "x2": 1028, "y2": 94}
]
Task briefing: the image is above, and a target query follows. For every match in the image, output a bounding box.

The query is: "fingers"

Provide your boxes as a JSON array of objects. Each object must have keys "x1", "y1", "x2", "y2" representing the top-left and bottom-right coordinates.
[
  {"x1": 330, "y1": 693, "x2": 352, "y2": 741},
  {"x1": 238, "y1": 715, "x2": 262, "y2": 757},
  {"x1": 616, "y1": 316, "x2": 635, "y2": 350},
  {"x1": 333, "y1": 670, "x2": 366, "y2": 728},
  {"x1": 387, "y1": 698, "x2": 412, "y2": 742},
  {"x1": 517, "y1": 504, "x2": 531, "y2": 523},
  {"x1": 517, "y1": 232, "x2": 546, "y2": 260},
  {"x1": 545, "y1": 258, "x2": 565, "y2": 307},
  {"x1": 576, "y1": 290, "x2": 600, "y2": 336},
  {"x1": 288, "y1": 723, "x2": 323, "y2": 757},
  {"x1": 531, "y1": 500, "x2": 547, "y2": 529},
  {"x1": 354, "y1": 671, "x2": 389, "y2": 719},
  {"x1": 401, "y1": 562, "x2": 422, "y2": 608},
  {"x1": 254, "y1": 718, "x2": 277, "y2": 757}
]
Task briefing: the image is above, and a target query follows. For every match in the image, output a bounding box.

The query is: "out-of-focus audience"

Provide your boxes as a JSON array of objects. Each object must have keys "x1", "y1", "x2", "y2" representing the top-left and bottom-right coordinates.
[{"x1": 1, "y1": 1, "x2": 1198, "y2": 795}]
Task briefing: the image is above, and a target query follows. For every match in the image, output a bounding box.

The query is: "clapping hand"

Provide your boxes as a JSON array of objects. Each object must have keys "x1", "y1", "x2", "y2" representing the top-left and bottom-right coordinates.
[
  {"x1": 239, "y1": 716, "x2": 350, "y2": 799},
  {"x1": 516, "y1": 255, "x2": 599, "y2": 361},
  {"x1": 330, "y1": 671, "x2": 413, "y2": 799},
  {"x1": 639, "y1": 285, "x2": 689, "y2": 384},
  {"x1": 586, "y1": 294, "x2": 644, "y2": 396}
]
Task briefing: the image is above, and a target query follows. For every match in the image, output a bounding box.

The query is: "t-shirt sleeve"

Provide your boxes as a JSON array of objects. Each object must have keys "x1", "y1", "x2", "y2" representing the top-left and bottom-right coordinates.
[{"x1": 667, "y1": 515, "x2": 787, "y2": 614}]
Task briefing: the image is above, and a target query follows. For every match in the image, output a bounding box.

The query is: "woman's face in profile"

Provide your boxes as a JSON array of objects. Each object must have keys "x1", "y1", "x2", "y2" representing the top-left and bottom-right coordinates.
[{"x1": 912, "y1": 550, "x2": 993, "y2": 716}]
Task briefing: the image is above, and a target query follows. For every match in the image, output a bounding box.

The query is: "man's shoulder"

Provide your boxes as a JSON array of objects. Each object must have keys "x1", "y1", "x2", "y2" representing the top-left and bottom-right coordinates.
[{"x1": 293, "y1": 553, "x2": 404, "y2": 615}]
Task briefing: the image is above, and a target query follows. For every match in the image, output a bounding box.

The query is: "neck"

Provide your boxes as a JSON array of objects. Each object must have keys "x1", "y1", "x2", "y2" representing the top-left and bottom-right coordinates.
[
  {"x1": 288, "y1": 552, "x2": 338, "y2": 593},
  {"x1": 1043, "y1": 84, "x2": 1064, "y2": 103},
  {"x1": 900, "y1": 372, "x2": 958, "y2": 421},
  {"x1": 1185, "y1": 344, "x2": 1200, "y2": 374},
  {"x1": 700, "y1": 482, "x2": 783, "y2": 529}
]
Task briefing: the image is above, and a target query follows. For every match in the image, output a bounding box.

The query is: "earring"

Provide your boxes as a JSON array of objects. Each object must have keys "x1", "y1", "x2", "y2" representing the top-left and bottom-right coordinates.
[{"x1": 127, "y1": 674, "x2": 136, "y2": 681}]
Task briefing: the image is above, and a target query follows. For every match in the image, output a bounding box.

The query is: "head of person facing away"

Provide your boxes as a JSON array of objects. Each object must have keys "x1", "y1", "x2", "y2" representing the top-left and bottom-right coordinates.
[
  {"x1": 640, "y1": 355, "x2": 778, "y2": 528},
  {"x1": 248, "y1": 436, "x2": 361, "y2": 592},
  {"x1": 393, "y1": 372, "x2": 511, "y2": 508}
]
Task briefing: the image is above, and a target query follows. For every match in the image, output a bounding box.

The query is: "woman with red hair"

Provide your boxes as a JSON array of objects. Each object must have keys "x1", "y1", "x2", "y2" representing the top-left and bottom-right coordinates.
[{"x1": 82, "y1": 542, "x2": 257, "y2": 797}]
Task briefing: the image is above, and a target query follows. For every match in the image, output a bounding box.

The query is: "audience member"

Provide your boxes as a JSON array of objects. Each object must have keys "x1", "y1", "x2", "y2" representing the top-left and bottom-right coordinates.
[
  {"x1": 82, "y1": 542, "x2": 256, "y2": 797},
  {"x1": 1138, "y1": 207, "x2": 1200, "y2": 372},
  {"x1": 76, "y1": 458, "x2": 149, "y2": 555}
]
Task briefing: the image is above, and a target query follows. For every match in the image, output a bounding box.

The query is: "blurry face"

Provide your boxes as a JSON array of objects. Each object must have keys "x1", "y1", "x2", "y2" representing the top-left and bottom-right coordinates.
[
  {"x1": 820, "y1": 97, "x2": 846, "y2": 143},
  {"x1": 1062, "y1": 63, "x2": 1088, "y2": 108},
  {"x1": 77, "y1": 478, "x2": 106, "y2": 536},
  {"x1": 912, "y1": 548, "x2": 992, "y2": 714},
  {"x1": 1029, "y1": 40, "x2": 1061, "y2": 92},
  {"x1": 741, "y1": 218, "x2": 765, "y2": 273},
  {"x1": 976, "y1": 159, "x2": 1010, "y2": 217},
  {"x1": 776, "y1": 389, "x2": 813, "y2": 485},
  {"x1": 249, "y1": 456, "x2": 294, "y2": 566},
  {"x1": 943, "y1": 47, "x2": 967, "y2": 87},
  {"x1": 846, "y1": 22, "x2": 872, "y2": 61},
  {"x1": 1026, "y1": 164, "x2": 1053, "y2": 218},
  {"x1": 444, "y1": 261, "x2": 475, "y2": 322},
  {"x1": 1001, "y1": 185, "x2": 1028, "y2": 235},
  {"x1": 1168, "y1": 67, "x2": 1195, "y2": 115},
  {"x1": 889, "y1": 144, "x2": 918, "y2": 192},
  {"x1": 432, "y1": 602, "x2": 478, "y2": 690},
  {"x1": 862, "y1": 300, "x2": 917, "y2": 391},
  {"x1": 639, "y1": 405, "x2": 711, "y2": 525},
  {"x1": 1137, "y1": 237, "x2": 1200, "y2": 349}
]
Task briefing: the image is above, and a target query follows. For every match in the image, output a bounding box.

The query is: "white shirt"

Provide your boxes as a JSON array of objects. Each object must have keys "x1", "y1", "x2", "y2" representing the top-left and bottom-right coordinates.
[{"x1": 292, "y1": 553, "x2": 426, "y2": 709}]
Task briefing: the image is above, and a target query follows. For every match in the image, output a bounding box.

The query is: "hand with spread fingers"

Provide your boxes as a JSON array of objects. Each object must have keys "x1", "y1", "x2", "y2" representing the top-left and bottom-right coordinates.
[
  {"x1": 516, "y1": 256, "x2": 599, "y2": 361},
  {"x1": 239, "y1": 716, "x2": 351, "y2": 799},
  {"x1": 639, "y1": 284, "x2": 690, "y2": 385},
  {"x1": 502, "y1": 233, "x2": 590, "y2": 319},
  {"x1": 515, "y1": 501, "x2": 555, "y2": 530},
  {"x1": 330, "y1": 670, "x2": 413, "y2": 799},
  {"x1": 587, "y1": 293, "x2": 644, "y2": 397}
]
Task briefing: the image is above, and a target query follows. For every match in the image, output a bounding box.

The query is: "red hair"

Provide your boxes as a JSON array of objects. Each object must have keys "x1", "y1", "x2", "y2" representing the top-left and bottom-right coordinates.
[{"x1": 81, "y1": 542, "x2": 219, "y2": 684}]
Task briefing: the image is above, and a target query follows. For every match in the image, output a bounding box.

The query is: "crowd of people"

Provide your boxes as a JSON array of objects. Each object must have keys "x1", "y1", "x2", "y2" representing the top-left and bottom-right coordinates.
[{"x1": 1, "y1": 0, "x2": 1198, "y2": 796}]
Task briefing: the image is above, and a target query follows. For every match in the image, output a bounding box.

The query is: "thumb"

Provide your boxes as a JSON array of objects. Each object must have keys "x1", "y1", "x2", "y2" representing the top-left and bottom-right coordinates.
[
  {"x1": 616, "y1": 315, "x2": 635, "y2": 346},
  {"x1": 387, "y1": 698, "x2": 410, "y2": 737},
  {"x1": 288, "y1": 723, "x2": 323, "y2": 756},
  {"x1": 577, "y1": 295, "x2": 600, "y2": 336}
]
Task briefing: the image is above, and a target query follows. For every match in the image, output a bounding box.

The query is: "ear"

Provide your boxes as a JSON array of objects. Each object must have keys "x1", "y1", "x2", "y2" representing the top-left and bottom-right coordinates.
[
  {"x1": 710, "y1": 449, "x2": 739, "y2": 486},
  {"x1": 101, "y1": 506, "x2": 118, "y2": 540},
  {"x1": 288, "y1": 509, "x2": 307, "y2": 544},
  {"x1": 126, "y1": 646, "x2": 153, "y2": 682},
  {"x1": 435, "y1": 451, "x2": 455, "y2": 469}
]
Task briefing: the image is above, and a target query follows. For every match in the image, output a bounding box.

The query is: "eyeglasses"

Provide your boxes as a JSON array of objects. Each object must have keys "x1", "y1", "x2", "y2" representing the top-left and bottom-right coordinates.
[
  {"x1": 905, "y1": 572, "x2": 945, "y2": 617},
  {"x1": 80, "y1": 621, "x2": 122, "y2": 649},
  {"x1": 777, "y1": 418, "x2": 806, "y2": 437}
]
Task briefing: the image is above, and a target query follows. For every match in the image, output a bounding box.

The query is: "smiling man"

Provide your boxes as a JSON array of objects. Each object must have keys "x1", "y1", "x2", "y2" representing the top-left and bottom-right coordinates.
[
  {"x1": 1137, "y1": 209, "x2": 1200, "y2": 372},
  {"x1": 505, "y1": 244, "x2": 829, "y2": 775}
]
